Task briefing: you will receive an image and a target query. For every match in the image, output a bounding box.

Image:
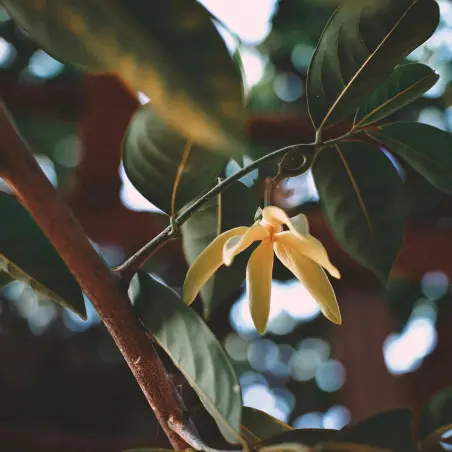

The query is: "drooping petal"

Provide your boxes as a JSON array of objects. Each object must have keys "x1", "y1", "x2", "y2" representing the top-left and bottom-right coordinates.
[
  {"x1": 223, "y1": 223, "x2": 269, "y2": 266},
  {"x1": 274, "y1": 231, "x2": 341, "y2": 279},
  {"x1": 246, "y1": 240, "x2": 274, "y2": 334},
  {"x1": 183, "y1": 226, "x2": 249, "y2": 305},
  {"x1": 262, "y1": 206, "x2": 308, "y2": 238},
  {"x1": 274, "y1": 242, "x2": 341, "y2": 324}
]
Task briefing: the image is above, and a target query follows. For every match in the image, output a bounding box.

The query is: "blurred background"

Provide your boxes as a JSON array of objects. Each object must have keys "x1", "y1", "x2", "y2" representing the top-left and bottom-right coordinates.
[{"x1": 2, "y1": 0, "x2": 452, "y2": 451}]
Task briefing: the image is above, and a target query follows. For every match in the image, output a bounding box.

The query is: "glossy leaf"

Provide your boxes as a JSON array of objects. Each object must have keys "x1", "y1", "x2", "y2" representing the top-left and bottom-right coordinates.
[
  {"x1": 340, "y1": 409, "x2": 413, "y2": 452},
  {"x1": 307, "y1": 0, "x2": 439, "y2": 130},
  {"x1": 356, "y1": 64, "x2": 438, "y2": 126},
  {"x1": 181, "y1": 182, "x2": 259, "y2": 318},
  {"x1": 0, "y1": 195, "x2": 85, "y2": 318},
  {"x1": 312, "y1": 141, "x2": 405, "y2": 281},
  {"x1": 129, "y1": 272, "x2": 242, "y2": 443},
  {"x1": 241, "y1": 407, "x2": 292, "y2": 444},
  {"x1": 369, "y1": 122, "x2": 452, "y2": 194},
  {"x1": 4, "y1": 0, "x2": 245, "y2": 154},
  {"x1": 123, "y1": 107, "x2": 227, "y2": 214}
]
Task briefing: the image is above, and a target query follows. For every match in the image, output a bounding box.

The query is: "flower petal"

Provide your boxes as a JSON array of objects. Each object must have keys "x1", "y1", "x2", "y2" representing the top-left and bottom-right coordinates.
[
  {"x1": 274, "y1": 242, "x2": 341, "y2": 324},
  {"x1": 183, "y1": 226, "x2": 249, "y2": 305},
  {"x1": 223, "y1": 223, "x2": 269, "y2": 266},
  {"x1": 247, "y1": 241, "x2": 274, "y2": 334},
  {"x1": 274, "y1": 231, "x2": 341, "y2": 279},
  {"x1": 263, "y1": 206, "x2": 308, "y2": 238}
]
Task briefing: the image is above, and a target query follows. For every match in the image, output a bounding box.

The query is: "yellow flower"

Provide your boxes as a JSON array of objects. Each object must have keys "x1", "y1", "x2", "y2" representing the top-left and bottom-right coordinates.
[{"x1": 183, "y1": 206, "x2": 341, "y2": 333}]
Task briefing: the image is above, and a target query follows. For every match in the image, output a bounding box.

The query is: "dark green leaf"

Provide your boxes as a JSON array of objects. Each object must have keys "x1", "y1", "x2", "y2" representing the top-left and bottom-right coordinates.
[
  {"x1": 123, "y1": 107, "x2": 227, "y2": 214},
  {"x1": 0, "y1": 272, "x2": 12, "y2": 290},
  {"x1": 0, "y1": 194, "x2": 85, "y2": 318},
  {"x1": 312, "y1": 141, "x2": 405, "y2": 281},
  {"x1": 307, "y1": 0, "x2": 439, "y2": 130},
  {"x1": 340, "y1": 409, "x2": 413, "y2": 452},
  {"x1": 356, "y1": 64, "x2": 438, "y2": 127},
  {"x1": 241, "y1": 407, "x2": 292, "y2": 444},
  {"x1": 258, "y1": 429, "x2": 340, "y2": 448},
  {"x1": 4, "y1": 0, "x2": 245, "y2": 154},
  {"x1": 181, "y1": 182, "x2": 260, "y2": 318},
  {"x1": 129, "y1": 272, "x2": 242, "y2": 443},
  {"x1": 369, "y1": 122, "x2": 452, "y2": 194},
  {"x1": 419, "y1": 387, "x2": 452, "y2": 440}
]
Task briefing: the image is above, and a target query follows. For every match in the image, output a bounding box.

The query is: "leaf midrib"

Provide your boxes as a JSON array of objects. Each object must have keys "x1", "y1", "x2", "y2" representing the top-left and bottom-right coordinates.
[
  {"x1": 356, "y1": 70, "x2": 436, "y2": 126},
  {"x1": 318, "y1": 0, "x2": 420, "y2": 131}
]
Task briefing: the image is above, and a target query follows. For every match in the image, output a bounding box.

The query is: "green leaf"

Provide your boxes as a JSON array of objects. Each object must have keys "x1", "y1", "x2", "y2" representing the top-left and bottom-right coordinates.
[
  {"x1": 419, "y1": 387, "x2": 452, "y2": 440},
  {"x1": 240, "y1": 407, "x2": 292, "y2": 444},
  {"x1": 4, "y1": 0, "x2": 245, "y2": 154},
  {"x1": 0, "y1": 194, "x2": 85, "y2": 318},
  {"x1": 307, "y1": 0, "x2": 439, "y2": 130},
  {"x1": 312, "y1": 141, "x2": 405, "y2": 281},
  {"x1": 129, "y1": 272, "x2": 242, "y2": 443},
  {"x1": 258, "y1": 429, "x2": 340, "y2": 448},
  {"x1": 181, "y1": 182, "x2": 259, "y2": 318},
  {"x1": 340, "y1": 409, "x2": 413, "y2": 452},
  {"x1": 0, "y1": 273, "x2": 12, "y2": 290},
  {"x1": 123, "y1": 107, "x2": 228, "y2": 214},
  {"x1": 369, "y1": 122, "x2": 452, "y2": 194},
  {"x1": 355, "y1": 64, "x2": 438, "y2": 127}
]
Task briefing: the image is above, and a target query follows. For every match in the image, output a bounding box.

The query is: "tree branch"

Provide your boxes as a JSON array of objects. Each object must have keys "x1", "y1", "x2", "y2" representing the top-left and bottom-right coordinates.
[{"x1": 0, "y1": 103, "x2": 188, "y2": 450}]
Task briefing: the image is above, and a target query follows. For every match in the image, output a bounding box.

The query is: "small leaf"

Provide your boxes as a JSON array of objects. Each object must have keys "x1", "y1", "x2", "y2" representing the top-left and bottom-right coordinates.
[
  {"x1": 0, "y1": 194, "x2": 85, "y2": 318},
  {"x1": 340, "y1": 409, "x2": 413, "y2": 452},
  {"x1": 241, "y1": 407, "x2": 292, "y2": 444},
  {"x1": 419, "y1": 387, "x2": 452, "y2": 440},
  {"x1": 355, "y1": 64, "x2": 438, "y2": 127},
  {"x1": 123, "y1": 107, "x2": 227, "y2": 214},
  {"x1": 181, "y1": 182, "x2": 260, "y2": 318},
  {"x1": 4, "y1": 0, "x2": 245, "y2": 154},
  {"x1": 369, "y1": 122, "x2": 452, "y2": 194},
  {"x1": 129, "y1": 272, "x2": 242, "y2": 443},
  {"x1": 307, "y1": 0, "x2": 439, "y2": 130},
  {"x1": 312, "y1": 141, "x2": 405, "y2": 281}
]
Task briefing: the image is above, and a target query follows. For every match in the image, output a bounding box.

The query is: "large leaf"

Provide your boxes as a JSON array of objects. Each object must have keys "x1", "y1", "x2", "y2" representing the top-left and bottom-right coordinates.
[
  {"x1": 312, "y1": 141, "x2": 405, "y2": 281},
  {"x1": 129, "y1": 272, "x2": 242, "y2": 443},
  {"x1": 0, "y1": 194, "x2": 85, "y2": 318},
  {"x1": 307, "y1": 0, "x2": 439, "y2": 130},
  {"x1": 355, "y1": 64, "x2": 438, "y2": 127},
  {"x1": 181, "y1": 182, "x2": 259, "y2": 318},
  {"x1": 4, "y1": 0, "x2": 245, "y2": 154},
  {"x1": 240, "y1": 407, "x2": 292, "y2": 444},
  {"x1": 340, "y1": 409, "x2": 413, "y2": 452},
  {"x1": 123, "y1": 107, "x2": 227, "y2": 214},
  {"x1": 369, "y1": 122, "x2": 452, "y2": 194}
]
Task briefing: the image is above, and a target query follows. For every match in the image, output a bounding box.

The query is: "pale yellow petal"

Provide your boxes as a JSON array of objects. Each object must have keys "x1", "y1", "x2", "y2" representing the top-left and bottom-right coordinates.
[
  {"x1": 183, "y1": 226, "x2": 249, "y2": 305},
  {"x1": 223, "y1": 223, "x2": 269, "y2": 266},
  {"x1": 263, "y1": 206, "x2": 308, "y2": 238},
  {"x1": 247, "y1": 241, "x2": 274, "y2": 334},
  {"x1": 274, "y1": 231, "x2": 341, "y2": 279},
  {"x1": 290, "y1": 213, "x2": 309, "y2": 236},
  {"x1": 274, "y1": 243, "x2": 341, "y2": 324}
]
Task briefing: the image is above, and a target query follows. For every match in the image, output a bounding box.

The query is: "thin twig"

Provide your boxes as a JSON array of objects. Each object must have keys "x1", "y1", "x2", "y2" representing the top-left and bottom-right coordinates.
[
  {"x1": 116, "y1": 130, "x2": 355, "y2": 282},
  {"x1": 0, "y1": 103, "x2": 189, "y2": 450},
  {"x1": 115, "y1": 142, "x2": 314, "y2": 282}
]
